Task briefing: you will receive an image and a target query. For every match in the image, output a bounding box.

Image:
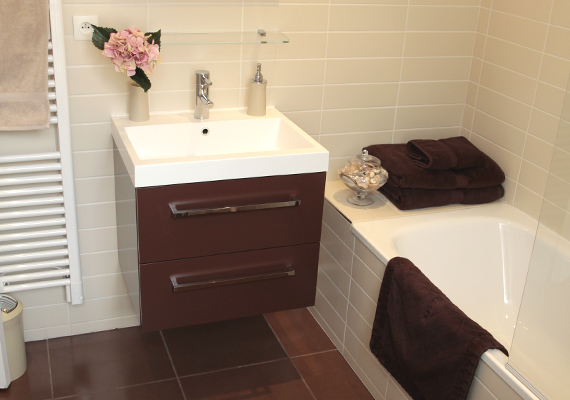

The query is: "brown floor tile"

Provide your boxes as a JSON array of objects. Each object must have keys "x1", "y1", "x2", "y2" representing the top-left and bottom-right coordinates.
[
  {"x1": 180, "y1": 359, "x2": 314, "y2": 400},
  {"x1": 0, "y1": 340, "x2": 52, "y2": 400},
  {"x1": 49, "y1": 327, "x2": 174, "y2": 398},
  {"x1": 162, "y1": 315, "x2": 287, "y2": 377},
  {"x1": 292, "y1": 351, "x2": 374, "y2": 400},
  {"x1": 58, "y1": 379, "x2": 184, "y2": 400},
  {"x1": 265, "y1": 308, "x2": 336, "y2": 357}
]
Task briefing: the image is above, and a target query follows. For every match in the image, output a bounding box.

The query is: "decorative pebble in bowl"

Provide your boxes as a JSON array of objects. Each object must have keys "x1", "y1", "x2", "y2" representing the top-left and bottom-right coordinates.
[{"x1": 338, "y1": 150, "x2": 388, "y2": 206}]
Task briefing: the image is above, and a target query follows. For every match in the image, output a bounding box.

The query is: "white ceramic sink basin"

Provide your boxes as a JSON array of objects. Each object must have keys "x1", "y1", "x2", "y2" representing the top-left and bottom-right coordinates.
[{"x1": 112, "y1": 108, "x2": 329, "y2": 187}]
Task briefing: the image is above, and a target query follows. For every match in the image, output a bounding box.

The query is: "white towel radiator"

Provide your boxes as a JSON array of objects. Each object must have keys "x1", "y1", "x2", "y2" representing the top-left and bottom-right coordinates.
[{"x1": 0, "y1": 0, "x2": 83, "y2": 388}]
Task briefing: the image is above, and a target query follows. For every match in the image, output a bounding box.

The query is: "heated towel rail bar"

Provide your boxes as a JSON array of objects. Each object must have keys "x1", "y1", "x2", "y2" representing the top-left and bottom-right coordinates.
[{"x1": 0, "y1": 0, "x2": 83, "y2": 305}]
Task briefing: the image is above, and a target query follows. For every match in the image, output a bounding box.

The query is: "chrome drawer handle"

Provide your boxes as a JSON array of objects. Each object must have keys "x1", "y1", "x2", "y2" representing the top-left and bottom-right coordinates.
[
  {"x1": 170, "y1": 265, "x2": 295, "y2": 292},
  {"x1": 169, "y1": 197, "x2": 301, "y2": 218}
]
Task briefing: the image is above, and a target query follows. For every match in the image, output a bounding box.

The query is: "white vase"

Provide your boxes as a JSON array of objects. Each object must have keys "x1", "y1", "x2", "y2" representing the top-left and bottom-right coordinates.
[{"x1": 128, "y1": 82, "x2": 150, "y2": 122}]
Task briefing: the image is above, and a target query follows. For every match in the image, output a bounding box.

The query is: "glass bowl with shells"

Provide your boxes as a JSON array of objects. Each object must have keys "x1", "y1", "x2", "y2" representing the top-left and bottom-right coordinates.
[{"x1": 338, "y1": 150, "x2": 388, "y2": 206}]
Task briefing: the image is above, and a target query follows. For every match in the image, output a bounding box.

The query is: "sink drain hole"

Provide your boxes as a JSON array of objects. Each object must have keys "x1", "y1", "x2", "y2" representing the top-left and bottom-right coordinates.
[{"x1": 202, "y1": 128, "x2": 210, "y2": 135}]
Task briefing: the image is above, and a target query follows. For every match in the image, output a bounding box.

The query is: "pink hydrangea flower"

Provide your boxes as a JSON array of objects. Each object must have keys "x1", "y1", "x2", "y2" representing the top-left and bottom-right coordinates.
[{"x1": 102, "y1": 28, "x2": 162, "y2": 77}]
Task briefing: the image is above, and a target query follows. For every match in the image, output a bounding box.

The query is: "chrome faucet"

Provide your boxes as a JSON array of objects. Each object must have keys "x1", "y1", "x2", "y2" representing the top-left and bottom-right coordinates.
[{"x1": 194, "y1": 70, "x2": 214, "y2": 120}]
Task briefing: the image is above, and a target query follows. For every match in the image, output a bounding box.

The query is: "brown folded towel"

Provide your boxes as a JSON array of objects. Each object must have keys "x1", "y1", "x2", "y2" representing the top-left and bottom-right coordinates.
[
  {"x1": 370, "y1": 257, "x2": 508, "y2": 400},
  {"x1": 365, "y1": 144, "x2": 504, "y2": 190},
  {"x1": 407, "y1": 136, "x2": 486, "y2": 170},
  {"x1": 381, "y1": 181, "x2": 504, "y2": 210}
]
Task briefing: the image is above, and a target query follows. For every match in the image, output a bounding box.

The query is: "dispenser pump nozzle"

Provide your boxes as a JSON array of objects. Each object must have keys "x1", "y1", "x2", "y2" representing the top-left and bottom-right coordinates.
[{"x1": 253, "y1": 63, "x2": 264, "y2": 83}]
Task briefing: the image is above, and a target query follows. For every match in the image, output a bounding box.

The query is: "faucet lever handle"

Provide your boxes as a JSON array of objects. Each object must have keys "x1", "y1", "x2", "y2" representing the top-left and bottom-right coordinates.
[{"x1": 201, "y1": 74, "x2": 212, "y2": 86}]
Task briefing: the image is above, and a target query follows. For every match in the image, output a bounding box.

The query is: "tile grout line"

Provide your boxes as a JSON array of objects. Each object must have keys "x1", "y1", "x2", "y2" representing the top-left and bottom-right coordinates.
[
  {"x1": 176, "y1": 356, "x2": 292, "y2": 380},
  {"x1": 317, "y1": 0, "x2": 333, "y2": 145},
  {"x1": 458, "y1": 3, "x2": 482, "y2": 132},
  {"x1": 263, "y1": 314, "x2": 318, "y2": 400},
  {"x1": 51, "y1": 378, "x2": 181, "y2": 400},
  {"x1": 159, "y1": 330, "x2": 187, "y2": 400},
  {"x1": 46, "y1": 340, "x2": 55, "y2": 399},
  {"x1": 390, "y1": 0, "x2": 412, "y2": 144},
  {"x1": 289, "y1": 348, "x2": 338, "y2": 359}
]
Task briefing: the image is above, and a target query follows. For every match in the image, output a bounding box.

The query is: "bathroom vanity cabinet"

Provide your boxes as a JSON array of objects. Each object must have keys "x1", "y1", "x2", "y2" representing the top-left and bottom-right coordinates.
[{"x1": 114, "y1": 147, "x2": 326, "y2": 331}]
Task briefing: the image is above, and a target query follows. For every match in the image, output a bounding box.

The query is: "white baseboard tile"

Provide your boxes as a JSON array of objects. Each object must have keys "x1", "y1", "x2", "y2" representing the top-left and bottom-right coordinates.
[
  {"x1": 344, "y1": 327, "x2": 389, "y2": 396},
  {"x1": 24, "y1": 325, "x2": 72, "y2": 342},
  {"x1": 308, "y1": 305, "x2": 343, "y2": 352},
  {"x1": 70, "y1": 315, "x2": 140, "y2": 336},
  {"x1": 343, "y1": 347, "x2": 386, "y2": 400}
]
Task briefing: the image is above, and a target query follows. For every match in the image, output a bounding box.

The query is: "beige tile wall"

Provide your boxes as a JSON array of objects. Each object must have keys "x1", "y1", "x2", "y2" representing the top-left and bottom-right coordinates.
[
  {"x1": 4, "y1": 0, "x2": 569, "y2": 342},
  {"x1": 462, "y1": 0, "x2": 570, "y2": 220}
]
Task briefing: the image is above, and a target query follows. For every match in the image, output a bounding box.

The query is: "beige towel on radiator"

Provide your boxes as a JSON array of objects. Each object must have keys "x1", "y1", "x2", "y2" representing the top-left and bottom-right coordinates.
[{"x1": 0, "y1": 0, "x2": 50, "y2": 130}]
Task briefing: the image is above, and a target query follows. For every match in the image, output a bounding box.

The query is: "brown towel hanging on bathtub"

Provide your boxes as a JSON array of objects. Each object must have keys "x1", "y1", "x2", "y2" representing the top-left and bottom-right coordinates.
[{"x1": 369, "y1": 257, "x2": 508, "y2": 400}]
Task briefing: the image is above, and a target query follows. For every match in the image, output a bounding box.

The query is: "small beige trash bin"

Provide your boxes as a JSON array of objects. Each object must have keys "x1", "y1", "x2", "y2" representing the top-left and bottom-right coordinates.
[{"x1": 1, "y1": 295, "x2": 26, "y2": 381}]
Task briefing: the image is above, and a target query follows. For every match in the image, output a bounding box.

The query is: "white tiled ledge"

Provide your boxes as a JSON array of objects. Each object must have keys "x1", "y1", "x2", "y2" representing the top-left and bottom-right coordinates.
[{"x1": 325, "y1": 179, "x2": 507, "y2": 224}]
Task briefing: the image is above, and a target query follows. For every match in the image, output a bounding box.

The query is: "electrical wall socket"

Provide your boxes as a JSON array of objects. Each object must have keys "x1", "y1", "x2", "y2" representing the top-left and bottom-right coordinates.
[{"x1": 73, "y1": 16, "x2": 98, "y2": 41}]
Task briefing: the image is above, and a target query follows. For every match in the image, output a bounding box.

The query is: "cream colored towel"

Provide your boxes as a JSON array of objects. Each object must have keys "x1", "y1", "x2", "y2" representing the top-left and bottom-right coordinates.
[{"x1": 0, "y1": 0, "x2": 50, "y2": 130}]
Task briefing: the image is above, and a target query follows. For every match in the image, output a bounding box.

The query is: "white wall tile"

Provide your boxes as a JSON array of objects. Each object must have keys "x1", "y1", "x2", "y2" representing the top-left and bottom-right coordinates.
[
  {"x1": 148, "y1": 4, "x2": 242, "y2": 32},
  {"x1": 344, "y1": 328, "x2": 389, "y2": 395},
  {"x1": 82, "y1": 274, "x2": 129, "y2": 300},
  {"x1": 319, "y1": 245, "x2": 351, "y2": 298},
  {"x1": 78, "y1": 226, "x2": 118, "y2": 254},
  {"x1": 329, "y1": 5, "x2": 408, "y2": 31},
  {"x1": 243, "y1": 4, "x2": 329, "y2": 32},
  {"x1": 395, "y1": 104, "x2": 464, "y2": 129},
  {"x1": 406, "y1": 6, "x2": 479, "y2": 32},
  {"x1": 70, "y1": 315, "x2": 140, "y2": 336},
  {"x1": 71, "y1": 123, "x2": 113, "y2": 152},
  {"x1": 354, "y1": 239, "x2": 387, "y2": 279},
  {"x1": 327, "y1": 33, "x2": 405, "y2": 58},
  {"x1": 268, "y1": 86, "x2": 323, "y2": 112},
  {"x1": 319, "y1": 131, "x2": 392, "y2": 158},
  {"x1": 74, "y1": 176, "x2": 116, "y2": 204},
  {"x1": 77, "y1": 202, "x2": 117, "y2": 230},
  {"x1": 317, "y1": 269, "x2": 349, "y2": 320},
  {"x1": 23, "y1": 304, "x2": 69, "y2": 330},
  {"x1": 325, "y1": 59, "x2": 403, "y2": 84},
  {"x1": 72, "y1": 150, "x2": 115, "y2": 178},
  {"x1": 323, "y1": 201, "x2": 355, "y2": 249},
  {"x1": 321, "y1": 108, "x2": 396, "y2": 134},
  {"x1": 68, "y1": 295, "x2": 135, "y2": 324},
  {"x1": 9, "y1": 287, "x2": 67, "y2": 308},
  {"x1": 80, "y1": 250, "x2": 122, "y2": 277},
  {"x1": 314, "y1": 289, "x2": 346, "y2": 344},
  {"x1": 352, "y1": 256, "x2": 382, "y2": 302},
  {"x1": 404, "y1": 32, "x2": 476, "y2": 57},
  {"x1": 321, "y1": 222, "x2": 354, "y2": 273},
  {"x1": 401, "y1": 57, "x2": 472, "y2": 82}
]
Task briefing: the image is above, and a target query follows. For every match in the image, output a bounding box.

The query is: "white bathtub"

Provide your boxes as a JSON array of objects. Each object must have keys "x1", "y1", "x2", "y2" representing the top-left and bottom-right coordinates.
[{"x1": 352, "y1": 204, "x2": 539, "y2": 400}]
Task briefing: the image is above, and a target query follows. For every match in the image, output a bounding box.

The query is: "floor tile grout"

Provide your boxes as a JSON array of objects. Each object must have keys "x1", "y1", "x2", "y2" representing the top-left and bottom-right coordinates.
[
  {"x1": 263, "y1": 314, "x2": 318, "y2": 400},
  {"x1": 51, "y1": 378, "x2": 181, "y2": 400},
  {"x1": 45, "y1": 339, "x2": 54, "y2": 399},
  {"x1": 177, "y1": 356, "x2": 291, "y2": 380},
  {"x1": 159, "y1": 330, "x2": 187, "y2": 400},
  {"x1": 289, "y1": 348, "x2": 339, "y2": 359}
]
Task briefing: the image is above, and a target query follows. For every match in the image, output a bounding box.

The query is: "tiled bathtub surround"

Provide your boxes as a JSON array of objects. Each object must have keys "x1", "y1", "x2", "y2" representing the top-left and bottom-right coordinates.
[{"x1": 310, "y1": 183, "x2": 525, "y2": 400}]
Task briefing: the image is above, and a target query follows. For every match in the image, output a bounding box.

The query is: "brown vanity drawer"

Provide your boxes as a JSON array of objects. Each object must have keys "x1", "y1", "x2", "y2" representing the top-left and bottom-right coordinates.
[
  {"x1": 136, "y1": 172, "x2": 325, "y2": 264},
  {"x1": 139, "y1": 243, "x2": 319, "y2": 331}
]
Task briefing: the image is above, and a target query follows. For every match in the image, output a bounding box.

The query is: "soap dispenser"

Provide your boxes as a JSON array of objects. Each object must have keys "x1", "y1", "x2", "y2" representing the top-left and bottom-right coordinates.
[{"x1": 247, "y1": 63, "x2": 267, "y2": 116}]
